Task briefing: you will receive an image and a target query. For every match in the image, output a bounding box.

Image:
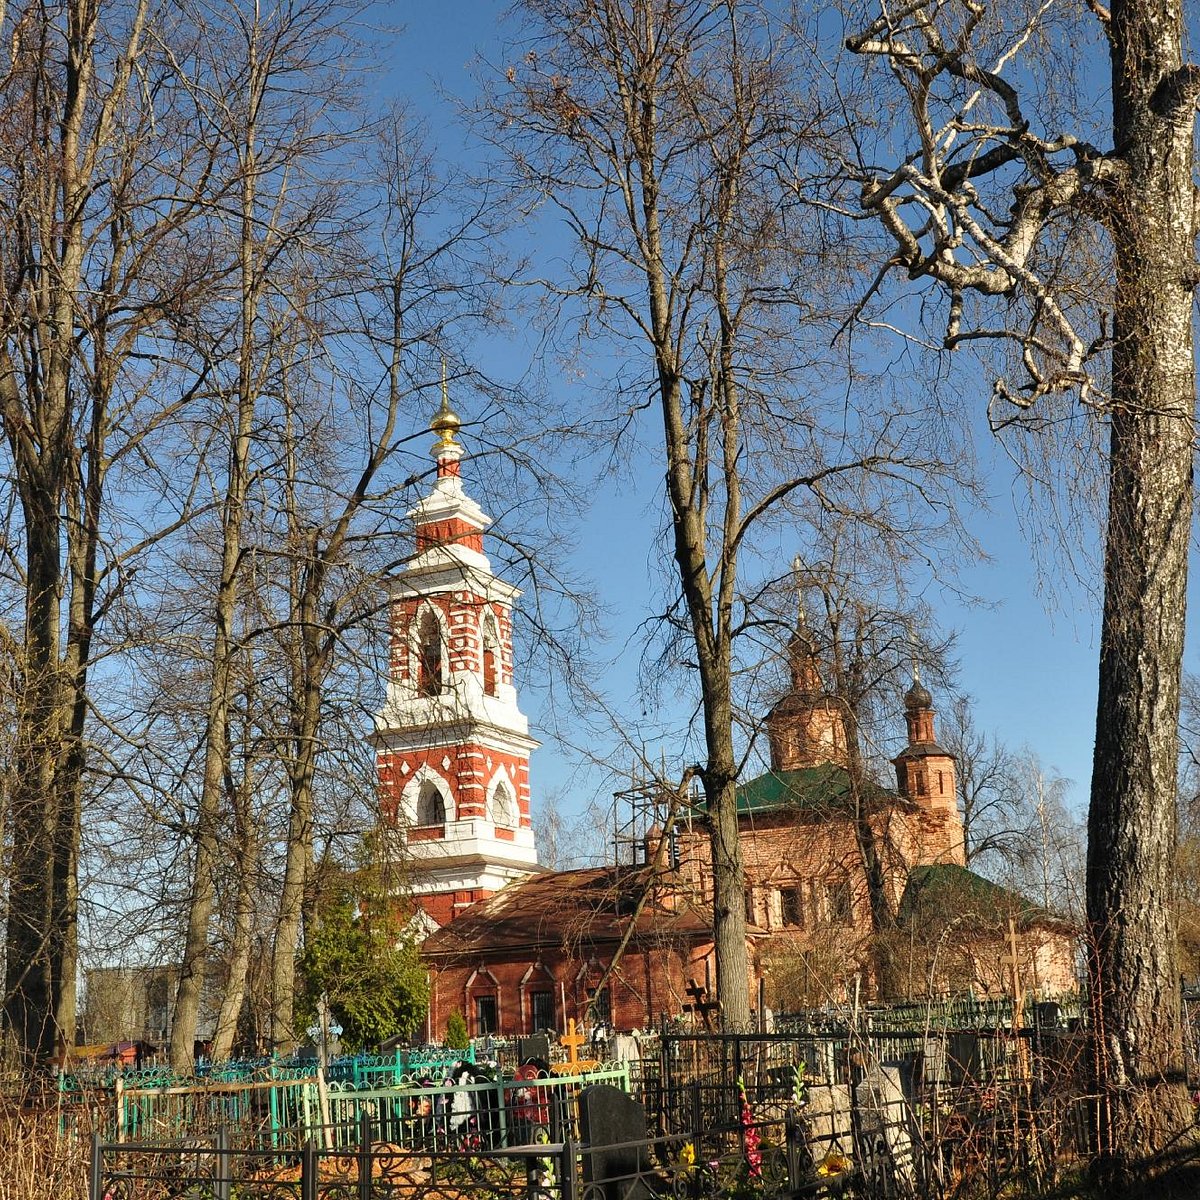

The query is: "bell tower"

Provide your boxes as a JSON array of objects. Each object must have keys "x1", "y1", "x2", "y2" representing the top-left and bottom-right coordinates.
[
  {"x1": 373, "y1": 384, "x2": 541, "y2": 926},
  {"x1": 892, "y1": 668, "x2": 965, "y2": 865}
]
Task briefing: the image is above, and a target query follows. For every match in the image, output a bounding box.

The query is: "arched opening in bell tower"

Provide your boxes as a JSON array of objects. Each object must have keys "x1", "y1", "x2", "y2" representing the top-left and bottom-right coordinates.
[
  {"x1": 416, "y1": 607, "x2": 445, "y2": 696},
  {"x1": 415, "y1": 779, "x2": 448, "y2": 828},
  {"x1": 481, "y1": 611, "x2": 500, "y2": 697}
]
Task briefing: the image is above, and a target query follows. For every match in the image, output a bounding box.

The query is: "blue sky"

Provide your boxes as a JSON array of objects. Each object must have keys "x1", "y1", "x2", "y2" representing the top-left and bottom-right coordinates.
[{"x1": 386, "y1": 1, "x2": 1122, "y2": 824}]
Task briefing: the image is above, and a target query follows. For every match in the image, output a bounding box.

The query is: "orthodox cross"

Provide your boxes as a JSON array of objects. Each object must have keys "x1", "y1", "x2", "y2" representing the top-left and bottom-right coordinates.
[
  {"x1": 1001, "y1": 917, "x2": 1029, "y2": 1083},
  {"x1": 683, "y1": 977, "x2": 719, "y2": 1031},
  {"x1": 559, "y1": 1017, "x2": 586, "y2": 1067}
]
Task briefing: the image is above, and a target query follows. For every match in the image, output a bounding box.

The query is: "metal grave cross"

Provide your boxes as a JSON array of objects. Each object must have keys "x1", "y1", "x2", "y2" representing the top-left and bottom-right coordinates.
[{"x1": 560, "y1": 1017, "x2": 587, "y2": 1067}]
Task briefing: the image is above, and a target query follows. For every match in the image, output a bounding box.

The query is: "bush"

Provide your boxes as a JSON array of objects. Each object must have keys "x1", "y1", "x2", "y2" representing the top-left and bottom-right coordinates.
[{"x1": 445, "y1": 1009, "x2": 469, "y2": 1050}]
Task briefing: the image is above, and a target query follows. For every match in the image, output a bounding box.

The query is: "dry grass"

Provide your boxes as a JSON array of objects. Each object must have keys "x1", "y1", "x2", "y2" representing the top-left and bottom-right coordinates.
[{"x1": 0, "y1": 1108, "x2": 91, "y2": 1200}]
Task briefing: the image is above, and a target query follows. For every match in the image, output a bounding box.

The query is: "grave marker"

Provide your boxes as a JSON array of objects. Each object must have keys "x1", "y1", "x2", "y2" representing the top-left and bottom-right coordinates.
[
  {"x1": 580, "y1": 1083, "x2": 653, "y2": 1200},
  {"x1": 682, "y1": 978, "x2": 719, "y2": 1031}
]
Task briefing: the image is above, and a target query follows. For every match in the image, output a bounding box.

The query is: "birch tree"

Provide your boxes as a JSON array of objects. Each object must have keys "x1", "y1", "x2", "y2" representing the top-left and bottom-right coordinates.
[{"x1": 845, "y1": 0, "x2": 1199, "y2": 1171}]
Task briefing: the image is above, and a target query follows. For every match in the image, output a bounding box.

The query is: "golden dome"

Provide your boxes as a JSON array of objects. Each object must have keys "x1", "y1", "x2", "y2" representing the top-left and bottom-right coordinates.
[{"x1": 431, "y1": 363, "x2": 462, "y2": 450}]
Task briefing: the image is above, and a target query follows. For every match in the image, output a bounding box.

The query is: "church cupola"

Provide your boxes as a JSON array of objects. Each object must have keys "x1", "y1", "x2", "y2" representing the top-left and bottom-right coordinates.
[
  {"x1": 372, "y1": 381, "x2": 542, "y2": 926},
  {"x1": 891, "y1": 666, "x2": 964, "y2": 865},
  {"x1": 765, "y1": 561, "x2": 849, "y2": 771}
]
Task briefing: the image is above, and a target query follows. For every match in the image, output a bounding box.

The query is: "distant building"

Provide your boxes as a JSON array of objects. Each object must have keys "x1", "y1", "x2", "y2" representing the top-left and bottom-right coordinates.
[
  {"x1": 81, "y1": 965, "x2": 177, "y2": 1048},
  {"x1": 386, "y1": 400, "x2": 1078, "y2": 1040}
]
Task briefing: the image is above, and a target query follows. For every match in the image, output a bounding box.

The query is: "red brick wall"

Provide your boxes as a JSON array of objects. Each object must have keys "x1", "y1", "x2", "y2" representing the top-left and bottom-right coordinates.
[{"x1": 427, "y1": 940, "x2": 718, "y2": 1039}]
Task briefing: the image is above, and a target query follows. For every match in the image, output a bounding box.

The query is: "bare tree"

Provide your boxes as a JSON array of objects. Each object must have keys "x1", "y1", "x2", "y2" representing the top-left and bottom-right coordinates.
[
  {"x1": 167, "y1": 0, "x2": 365, "y2": 1068},
  {"x1": 261, "y1": 113, "x2": 502, "y2": 1050},
  {"x1": 941, "y1": 697, "x2": 1027, "y2": 869},
  {"x1": 0, "y1": 0, "x2": 231, "y2": 1061},
  {"x1": 497, "y1": 0, "x2": 954, "y2": 1029},
  {"x1": 845, "y1": 0, "x2": 1198, "y2": 1168}
]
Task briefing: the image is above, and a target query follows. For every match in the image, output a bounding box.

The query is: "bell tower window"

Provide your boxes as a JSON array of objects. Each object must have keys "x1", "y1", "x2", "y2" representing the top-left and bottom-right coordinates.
[
  {"x1": 417, "y1": 608, "x2": 444, "y2": 697},
  {"x1": 491, "y1": 781, "x2": 517, "y2": 829},
  {"x1": 416, "y1": 780, "x2": 447, "y2": 827},
  {"x1": 482, "y1": 612, "x2": 500, "y2": 697}
]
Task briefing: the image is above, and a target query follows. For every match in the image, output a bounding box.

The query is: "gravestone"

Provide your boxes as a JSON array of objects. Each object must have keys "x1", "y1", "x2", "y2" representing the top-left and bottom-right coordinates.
[
  {"x1": 854, "y1": 1061, "x2": 916, "y2": 1196},
  {"x1": 580, "y1": 1084, "x2": 653, "y2": 1200},
  {"x1": 920, "y1": 1036, "x2": 947, "y2": 1084},
  {"x1": 1034, "y1": 1001, "x2": 1061, "y2": 1029},
  {"x1": 518, "y1": 1034, "x2": 551, "y2": 1066},
  {"x1": 947, "y1": 1031, "x2": 983, "y2": 1085}
]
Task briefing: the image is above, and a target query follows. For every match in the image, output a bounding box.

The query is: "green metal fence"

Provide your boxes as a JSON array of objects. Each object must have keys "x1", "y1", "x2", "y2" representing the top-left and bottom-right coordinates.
[
  {"x1": 98, "y1": 1061, "x2": 628, "y2": 1150},
  {"x1": 322, "y1": 1064, "x2": 630, "y2": 1151}
]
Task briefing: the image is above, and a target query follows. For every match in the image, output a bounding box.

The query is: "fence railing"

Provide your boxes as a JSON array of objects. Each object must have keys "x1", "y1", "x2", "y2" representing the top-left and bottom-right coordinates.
[
  {"x1": 325, "y1": 1044, "x2": 477, "y2": 1088},
  {"x1": 89, "y1": 1109, "x2": 810, "y2": 1200},
  {"x1": 323, "y1": 1064, "x2": 629, "y2": 1152},
  {"x1": 83, "y1": 1061, "x2": 629, "y2": 1150}
]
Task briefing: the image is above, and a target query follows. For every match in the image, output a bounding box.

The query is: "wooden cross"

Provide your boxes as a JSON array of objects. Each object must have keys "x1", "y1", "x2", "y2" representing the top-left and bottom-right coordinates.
[
  {"x1": 682, "y1": 978, "x2": 719, "y2": 1031},
  {"x1": 559, "y1": 1017, "x2": 586, "y2": 1067},
  {"x1": 1001, "y1": 917, "x2": 1029, "y2": 1083},
  {"x1": 1001, "y1": 918, "x2": 1024, "y2": 1020}
]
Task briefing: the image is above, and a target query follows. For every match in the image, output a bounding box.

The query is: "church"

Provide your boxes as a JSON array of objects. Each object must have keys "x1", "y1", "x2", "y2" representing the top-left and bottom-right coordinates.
[{"x1": 375, "y1": 398, "x2": 1078, "y2": 1041}]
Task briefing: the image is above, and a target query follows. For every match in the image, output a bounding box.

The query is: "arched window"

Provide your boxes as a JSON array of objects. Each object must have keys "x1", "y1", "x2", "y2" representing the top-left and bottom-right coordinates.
[
  {"x1": 481, "y1": 612, "x2": 500, "y2": 697},
  {"x1": 416, "y1": 780, "x2": 447, "y2": 827},
  {"x1": 417, "y1": 608, "x2": 444, "y2": 697},
  {"x1": 491, "y1": 782, "x2": 518, "y2": 829}
]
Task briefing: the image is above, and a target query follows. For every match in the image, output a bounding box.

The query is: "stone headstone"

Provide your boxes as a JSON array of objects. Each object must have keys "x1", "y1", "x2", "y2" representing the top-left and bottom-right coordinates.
[
  {"x1": 920, "y1": 1036, "x2": 947, "y2": 1084},
  {"x1": 518, "y1": 1034, "x2": 551, "y2": 1065},
  {"x1": 580, "y1": 1084, "x2": 653, "y2": 1200},
  {"x1": 854, "y1": 1061, "x2": 915, "y2": 1195},
  {"x1": 1034, "y1": 1001, "x2": 1061, "y2": 1029},
  {"x1": 947, "y1": 1031, "x2": 983, "y2": 1084}
]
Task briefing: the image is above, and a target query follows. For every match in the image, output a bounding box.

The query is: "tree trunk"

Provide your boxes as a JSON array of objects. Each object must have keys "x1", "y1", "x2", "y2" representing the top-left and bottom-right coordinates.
[
  {"x1": 4, "y1": 487, "x2": 65, "y2": 1061},
  {"x1": 1086, "y1": 0, "x2": 1197, "y2": 1172},
  {"x1": 170, "y1": 121, "x2": 259, "y2": 1068},
  {"x1": 270, "y1": 627, "x2": 322, "y2": 1053}
]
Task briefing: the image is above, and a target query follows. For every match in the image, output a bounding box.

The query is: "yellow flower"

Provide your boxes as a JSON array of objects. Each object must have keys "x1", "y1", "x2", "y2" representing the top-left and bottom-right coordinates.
[
  {"x1": 817, "y1": 1152, "x2": 851, "y2": 1177},
  {"x1": 678, "y1": 1142, "x2": 696, "y2": 1168}
]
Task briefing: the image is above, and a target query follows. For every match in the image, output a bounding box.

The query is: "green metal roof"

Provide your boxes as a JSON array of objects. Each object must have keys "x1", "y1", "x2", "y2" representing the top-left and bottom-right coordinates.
[
  {"x1": 733, "y1": 765, "x2": 895, "y2": 815},
  {"x1": 898, "y1": 863, "x2": 1063, "y2": 928}
]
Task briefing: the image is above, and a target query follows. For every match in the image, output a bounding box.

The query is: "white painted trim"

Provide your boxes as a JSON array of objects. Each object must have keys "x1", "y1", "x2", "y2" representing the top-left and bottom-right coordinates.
[
  {"x1": 371, "y1": 715, "x2": 540, "y2": 758},
  {"x1": 390, "y1": 561, "x2": 521, "y2": 606}
]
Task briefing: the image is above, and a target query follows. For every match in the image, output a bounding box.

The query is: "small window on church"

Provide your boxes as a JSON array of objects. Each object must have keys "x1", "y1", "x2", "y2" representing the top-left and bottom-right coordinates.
[
  {"x1": 491, "y1": 782, "x2": 517, "y2": 829},
  {"x1": 417, "y1": 609, "x2": 444, "y2": 697},
  {"x1": 938, "y1": 771, "x2": 945, "y2": 795},
  {"x1": 826, "y1": 877, "x2": 852, "y2": 925},
  {"x1": 474, "y1": 994, "x2": 498, "y2": 1036},
  {"x1": 780, "y1": 887, "x2": 805, "y2": 928},
  {"x1": 745, "y1": 888, "x2": 756, "y2": 924},
  {"x1": 416, "y1": 781, "x2": 446, "y2": 827},
  {"x1": 482, "y1": 613, "x2": 500, "y2": 697},
  {"x1": 915, "y1": 768, "x2": 926, "y2": 797}
]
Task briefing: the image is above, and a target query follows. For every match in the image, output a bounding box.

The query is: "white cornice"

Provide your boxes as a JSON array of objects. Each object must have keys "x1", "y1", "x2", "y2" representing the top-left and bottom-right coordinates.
[
  {"x1": 407, "y1": 820, "x2": 538, "y2": 868},
  {"x1": 372, "y1": 719, "x2": 540, "y2": 759},
  {"x1": 390, "y1": 556, "x2": 522, "y2": 605},
  {"x1": 407, "y1": 473, "x2": 491, "y2": 531}
]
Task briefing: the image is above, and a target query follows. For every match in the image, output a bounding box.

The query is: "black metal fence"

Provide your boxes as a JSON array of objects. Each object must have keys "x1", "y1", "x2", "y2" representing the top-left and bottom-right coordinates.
[
  {"x1": 88, "y1": 1108, "x2": 811, "y2": 1200},
  {"x1": 86, "y1": 1019, "x2": 1108, "y2": 1200}
]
